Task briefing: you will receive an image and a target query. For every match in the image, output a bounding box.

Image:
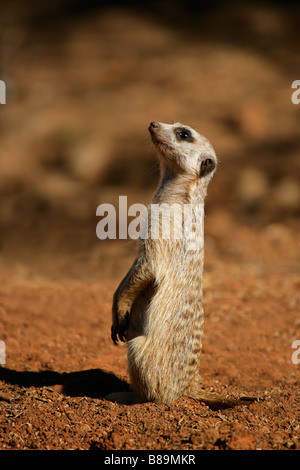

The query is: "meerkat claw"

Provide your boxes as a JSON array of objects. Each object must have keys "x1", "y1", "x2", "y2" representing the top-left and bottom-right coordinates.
[
  {"x1": 111, "y1": 311, "x2": 130, "y2": 344},
  {"x1": 111, "y1": 325, "x2": 119, "y2": 345},
  {"x1": 118, "y1": 311, "x2": 130, "y2": 342}
]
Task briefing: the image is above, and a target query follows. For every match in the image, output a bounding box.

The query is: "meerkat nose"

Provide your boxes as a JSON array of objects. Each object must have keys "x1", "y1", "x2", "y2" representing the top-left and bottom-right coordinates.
[{"x1": 149, "y1": 121, "x2": 160, "y2": 129}]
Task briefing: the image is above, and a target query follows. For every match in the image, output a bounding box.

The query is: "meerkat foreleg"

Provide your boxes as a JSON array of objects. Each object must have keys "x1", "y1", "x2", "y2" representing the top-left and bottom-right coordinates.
[{"x1": 111, "y1": 255, "x2": 153, "y2": 344}]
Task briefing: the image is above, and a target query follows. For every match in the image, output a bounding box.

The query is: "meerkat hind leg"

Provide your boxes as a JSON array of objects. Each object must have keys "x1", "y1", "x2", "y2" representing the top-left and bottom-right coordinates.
[{"x1": 105, "y1": 391, "x2": 145, "y2": 405}]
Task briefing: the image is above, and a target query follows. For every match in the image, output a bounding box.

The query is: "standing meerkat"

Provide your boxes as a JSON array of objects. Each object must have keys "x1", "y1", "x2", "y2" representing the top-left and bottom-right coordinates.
[{"x1": 107, "y1": 121, "x2": 253, "y2": 408}]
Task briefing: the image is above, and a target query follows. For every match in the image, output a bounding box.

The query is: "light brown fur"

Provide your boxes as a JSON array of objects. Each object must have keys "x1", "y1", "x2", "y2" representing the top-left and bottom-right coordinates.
[{"x1": 107, "y1": 122, "x2": 254, "y2": 409}]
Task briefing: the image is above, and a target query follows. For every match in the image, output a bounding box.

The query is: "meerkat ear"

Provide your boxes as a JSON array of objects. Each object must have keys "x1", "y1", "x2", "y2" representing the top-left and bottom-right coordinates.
[{"x1": 199, "y1": 158, "x2": 215, "y2": 177}]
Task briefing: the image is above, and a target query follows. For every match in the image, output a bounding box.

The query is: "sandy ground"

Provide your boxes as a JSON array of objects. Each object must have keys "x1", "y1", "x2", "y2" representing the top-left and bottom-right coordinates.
[{"x1": 0, "y1": 210, "x2": 299, "y2": 450}]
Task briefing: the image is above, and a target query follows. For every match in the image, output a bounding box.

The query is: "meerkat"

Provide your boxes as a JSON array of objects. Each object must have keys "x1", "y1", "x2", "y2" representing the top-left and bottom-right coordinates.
[{"x1": 107, "y1": 121, "x2": 253, "y2": 408}]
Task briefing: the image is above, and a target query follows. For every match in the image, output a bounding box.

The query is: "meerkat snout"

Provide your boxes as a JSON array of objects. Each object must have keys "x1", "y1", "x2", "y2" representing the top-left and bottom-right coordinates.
[{"x1": 149, "y1": 121, "x2": 160, "y2": 130}]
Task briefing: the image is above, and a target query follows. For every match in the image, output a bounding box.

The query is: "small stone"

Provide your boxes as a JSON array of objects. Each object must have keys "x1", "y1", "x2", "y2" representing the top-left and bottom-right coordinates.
[{"x1": 79, "y1": 423, "x2": 91, "y2": 435}]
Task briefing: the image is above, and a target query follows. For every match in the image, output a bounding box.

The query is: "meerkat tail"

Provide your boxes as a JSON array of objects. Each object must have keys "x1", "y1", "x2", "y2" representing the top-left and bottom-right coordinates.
[{"x1": 187, "y1": 386, "x2": 255, "y2": 410}]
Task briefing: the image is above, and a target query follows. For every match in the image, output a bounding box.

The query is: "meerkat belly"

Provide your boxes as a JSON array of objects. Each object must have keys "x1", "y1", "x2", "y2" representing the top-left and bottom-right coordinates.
[{"x1": 127, "y1": 261, "x2": 204, "y2": 403}]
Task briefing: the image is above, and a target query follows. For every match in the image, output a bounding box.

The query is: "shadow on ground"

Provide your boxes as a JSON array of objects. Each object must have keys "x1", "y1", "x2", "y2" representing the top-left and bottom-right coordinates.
[{"x1": 0, "y1": 367, "x2": 130, "y2": 398}]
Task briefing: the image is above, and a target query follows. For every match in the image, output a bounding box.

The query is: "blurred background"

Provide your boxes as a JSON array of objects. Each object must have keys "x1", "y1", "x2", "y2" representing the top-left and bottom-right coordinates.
[{"x1": 0, "y1": 0, "x2": 299, "y2": 279}]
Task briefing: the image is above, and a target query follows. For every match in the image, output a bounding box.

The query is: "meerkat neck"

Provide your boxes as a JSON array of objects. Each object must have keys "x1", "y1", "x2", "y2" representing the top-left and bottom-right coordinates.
[{"x1": 153, "y1": 164, "x2": 207, "y2": 205}]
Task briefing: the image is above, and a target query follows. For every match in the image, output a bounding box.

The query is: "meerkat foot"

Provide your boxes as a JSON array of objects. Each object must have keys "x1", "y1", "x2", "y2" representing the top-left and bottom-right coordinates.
[
  {"x1": 188, "y1": 388, "x2": 255, "y2": 410},
  {"x1": 104, "y1": 391, "x2": 145, "y2": 405}
]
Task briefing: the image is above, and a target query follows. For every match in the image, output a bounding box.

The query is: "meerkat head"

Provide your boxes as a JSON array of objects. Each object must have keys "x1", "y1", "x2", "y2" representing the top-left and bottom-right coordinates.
[{"x1": 148, "y1": 121, "x2": 217, "y2": 182}]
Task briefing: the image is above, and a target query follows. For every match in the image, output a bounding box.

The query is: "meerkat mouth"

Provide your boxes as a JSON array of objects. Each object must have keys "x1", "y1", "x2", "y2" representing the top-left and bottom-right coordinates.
[
  {"x1": 152, "y1": 135, "x2": 174, "y2": 154},
  {"x1": 149, "y1": 127, "x2": 176, "y2": 157}
]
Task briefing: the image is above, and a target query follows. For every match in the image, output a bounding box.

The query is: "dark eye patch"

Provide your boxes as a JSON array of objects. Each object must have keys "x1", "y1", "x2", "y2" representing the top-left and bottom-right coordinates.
[{"x1": 174, "y1": 127, "x2": 194, "y2": 142}]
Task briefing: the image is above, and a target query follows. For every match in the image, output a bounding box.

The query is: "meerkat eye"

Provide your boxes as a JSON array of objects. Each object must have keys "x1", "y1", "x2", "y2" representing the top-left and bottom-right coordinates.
[
  {"x1": 175, "y1": 128, "x2": 193, "y2": 142},
  {"x1": 179, "y1": 130, "x2": 190, "y2": 139}
]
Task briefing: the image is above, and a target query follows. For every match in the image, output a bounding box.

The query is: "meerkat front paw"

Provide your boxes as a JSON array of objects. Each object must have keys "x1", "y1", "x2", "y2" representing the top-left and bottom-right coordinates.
[
  {"x1": 111, "y1": 295, "x2": 131, "y2": 344},
  {"x1": 111, "y1": 310, "x2": 130, "y2": 344}
]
